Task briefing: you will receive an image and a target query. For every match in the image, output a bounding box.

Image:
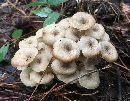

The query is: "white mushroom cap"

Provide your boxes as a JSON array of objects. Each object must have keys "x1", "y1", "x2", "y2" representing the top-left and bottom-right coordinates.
[
  {"x1": 42, "y1": 24, "x2": 65, "y2": 46},
  {"x1": 30, "y1": 45, "x2": 52, "y2": 72},
  {"x1": 56, "y1": 71, "x2": 79, "y2": 84},
  {"x1": 65, "y1": 28, "x2": 82, "y2": 42},
  {"x1": 20, "y1": 68, "x2": 37, "y2": 87},
  {"x1": 99, "y1": 41, "x2": 118, "y2": 62},
  {"x1": 53, "y1": 38, "x2": 80, "y2": 63},
  {"x1": 85, "y1": 23, "x2": 105, "y2": 40},
  {"x1": 78, "y1": 36, "x2": 100, "y2": 58},
  {"x1": 78, "y1": 67, "x2": 100, "y2": 89},
  {"x1": 11, "y1": 48, "x2": 38, "y2": 69},
  {"x1": 70, "y1": 12, "x2": 96, "y2": 30},
  {"x1": 57, "y1": 18, "x2": 71, "y2": 30},
  {"x1": 36, "y1": 28, "x2": 44, "y2": 39},
  {"x1": 19, "y1": 36, "x2": 38, "y2": 48},
  {"x1": 51, "y1": 59, "x2": 77, "y2": 75},
  {"x1": 30, "y1": 71, "x2": 54, "y2": 84},
  {"x1": 99, "y1": 32, "x2": 110, "y2": 42}
]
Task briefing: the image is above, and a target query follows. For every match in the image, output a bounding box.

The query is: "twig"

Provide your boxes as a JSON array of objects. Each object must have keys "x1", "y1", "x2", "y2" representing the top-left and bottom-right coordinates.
[
  {"x1": 7, "y1": 0, "x2": 26, "y2": 15},
  {"x1": 114, "y1": 62, "x2": 130, "y2": 73},
  {"x1": 39, "y1": 65, "x2": 111, "y2": 101},
  {"x1": 40, "y1": 83, "x2": 58, "y2": 101},
  {"x1": 116, "y1": 67, "x2": 122, "y2": 101}
]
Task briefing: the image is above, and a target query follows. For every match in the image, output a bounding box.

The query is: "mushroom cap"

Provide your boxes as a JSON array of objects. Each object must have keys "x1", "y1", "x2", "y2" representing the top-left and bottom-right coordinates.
[
  {"x1": 70, "y1": 12, "x2": 96, "y2": 30},
  {"x1": 51, "y1": 59, "x2": 77, "y2": 75},
  {"x1": 57, "y1": 18, "x2": 71, "y2": 30},
  {"x1": 20, "y1": 68, "x2": 37, "y2": 87},
  {"x1": 36, "y1": 28, "x2": 44, "y2": 39},
  {"x1": 99, "y1": 41, "x2": 118, "y2": 62},
  {"x1": 11, "y1": 48, "x2": 38, "y2": 68},
  {"x1": 85, "y1": 23, "x2": 105, "y2": 40},
  {"x1": 65, "y1": 28, "x2": 83, "y2": 42},
  {"x1": 30, "y1": 45, "x2": 52, "y2": 72},
  {"x1": 78, "y1": 67, "x2": 100, "y2": 89},
  {"x1": 30, "y1": 71, "x2": 54, "y2": 84},
  {"x1": 78, "y1": 36, "x2": 100, "y2": 58},
  {"x1": 56, "y1": 71, "x2": 79, "y2": 84},
  {"x1": 53, "y1": 38, "x2": 80, "y2": 63},
  {"x1": 19, "y1": 36, "x2": 38, "y2": 48},
  {"x1": 42, "y1": 24, "x2": 65, "y2": 46},
  {"x1": 99, "y1": 32, "x2": 110, "y2": 42}
]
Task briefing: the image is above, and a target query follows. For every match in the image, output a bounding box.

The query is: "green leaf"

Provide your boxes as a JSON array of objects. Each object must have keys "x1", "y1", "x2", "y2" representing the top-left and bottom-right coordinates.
[
  {"x1": 43, "y1": 12, "x2": 60, "y2": 27},
  {"x1": 27, "y1": 1, "x2": 47, "y2": 7},
  {"x1": 11, "y1": 29, "x2": 23, "y2": 39},
  {"x1": 47, "y1": 0, "x2": 68, "y2": 5},
  {"x1": 32, "y1": 7, "x2": 52, "y2": 17},
  {"x1": 0, "y1": 43, "x2": 9, "y2": 62}
]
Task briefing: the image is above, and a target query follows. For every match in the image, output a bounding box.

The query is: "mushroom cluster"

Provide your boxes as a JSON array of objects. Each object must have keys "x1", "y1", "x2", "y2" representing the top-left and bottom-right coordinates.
[{"x1": 11, "y1": 12, "x2": 118, "y2": 89}]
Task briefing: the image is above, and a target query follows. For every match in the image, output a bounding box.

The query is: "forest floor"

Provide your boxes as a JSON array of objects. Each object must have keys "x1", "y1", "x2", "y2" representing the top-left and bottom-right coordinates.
[{"x1": 0, "y1": 0, "x2": 130, "y2": 101}]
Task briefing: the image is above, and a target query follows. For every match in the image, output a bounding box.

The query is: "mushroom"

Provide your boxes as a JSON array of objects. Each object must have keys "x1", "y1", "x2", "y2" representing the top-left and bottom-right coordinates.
[
  {"x1": 30, "y1": 45, "x2": 52, "y2": 72},
  {"x1": 11, "y1": 48, "x2": 38, "y2": 70},
  {"x1": 36, "y1": 28, "x2": 44, "y2": 39},
  {"x1": 51, "y1": 59, "x2": 77, "y2": 75},
  {"x1": 78, "y1": 67, "x2": 100, "y2": 89},
  {"x1": 99, "y1": 41, "x2": 118, "y2": 62},
  {"x1": 35, "y1": 28, "x2": 44, "y2": 42},
  {"x1": 19, "y1": 36, "x2": 38, "y2": 48},
  {"x1": 56, "y1": 71, "x2": 79, "y2": 84},
  {"x1": 83, "y1": 58, "x2": 96, "y2": 70},
  {"x1": 42, "y1": 24, "x2": 65, "y2": 46},
  {"x1": 53, "y1": 38, "x2": 80, "y2": 63},
  {"x1": 20, "y1": 68, "x2": 37, "y2": 87},
  {"x1": 99, "y1": 32, "x2": 110, "y2": 42},
  {"x1": 85, "y1": 23, "x2": 105, "y2": 40},
  {"x1": 78, "y1": 36, "x2": 100, "y2": 58},
  {"x1": 57, "y1": 18, "x2": 71, "y2": 30},
  {"x1": 65, "y1": 28, "x2": 83, "y2": 42},
  {"x1": 30, "y1": 71, "x2": 54, "y2": 84},
  {"x1": 70, "y1": 12, "x2": 96, "y2": 30}
]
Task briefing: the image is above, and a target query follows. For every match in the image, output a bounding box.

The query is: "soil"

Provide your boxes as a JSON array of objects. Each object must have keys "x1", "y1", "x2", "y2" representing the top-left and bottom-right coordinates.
[{"x1": 0, "y1": 0, "x2": 130, "y2": 101}]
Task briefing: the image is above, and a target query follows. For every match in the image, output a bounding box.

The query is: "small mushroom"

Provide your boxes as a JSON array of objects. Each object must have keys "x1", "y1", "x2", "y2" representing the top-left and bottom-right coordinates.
[
  {"x1": 99, "y1": 41, "x2": 118, "y2": 62},
  {"x1": 53, "y1": 38, "x2": 80, "y2": 63},
  {"x1": 36, "y1": 28, "x2": 44, "y2": 39},
  {"x1": 51, "y1": 59, "x2": 77, "y2": 75},
  {"x1": 78, "y1": 67, "x2": 100, "y2": 89},
  {"x1": 99, "y1": 32, "x2": 110, "y2": 42},
  {"x1": 30, "y1": 71, "x2": 54, "y2": 84},
  {"x1": 83, "y1": 58, "x2": 96, "y2": 70},
  {"x1": 42, "y1": 24, "x2": 65, "y2": 46},
  {"x1": 85, "y1": 23, "x2": 105, "y2": 40},
  {"x1": 19, "y1": 36, "x2": 38, "y2": 48},
  {"x1": 70, "y1": 12, "x2": 96, "y2": 30},
  {"x1": 78, "y1": 36, "x2": 100, "y2": 58},
  {"x1": 56, "y1": 71, "x2": 79, "y2": 84},
  {"x1": 30, "y1": 45, "x2": 52, "y2": 72},
  {"x1": 57, "y1": 18, "x2": 71, "y2": 30},
  {"x1": 20, "y1": 68, "x2": 37, "y2": 87},
  {"x1": 65, "y1": 28, "x2": 83, "y2": 42},
  {"x1": 35, "y1": 28, "x2": 44, "y2": 43},
  {"x1": 11, "y1": 48, "x2": 38, "y2": 69}
]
